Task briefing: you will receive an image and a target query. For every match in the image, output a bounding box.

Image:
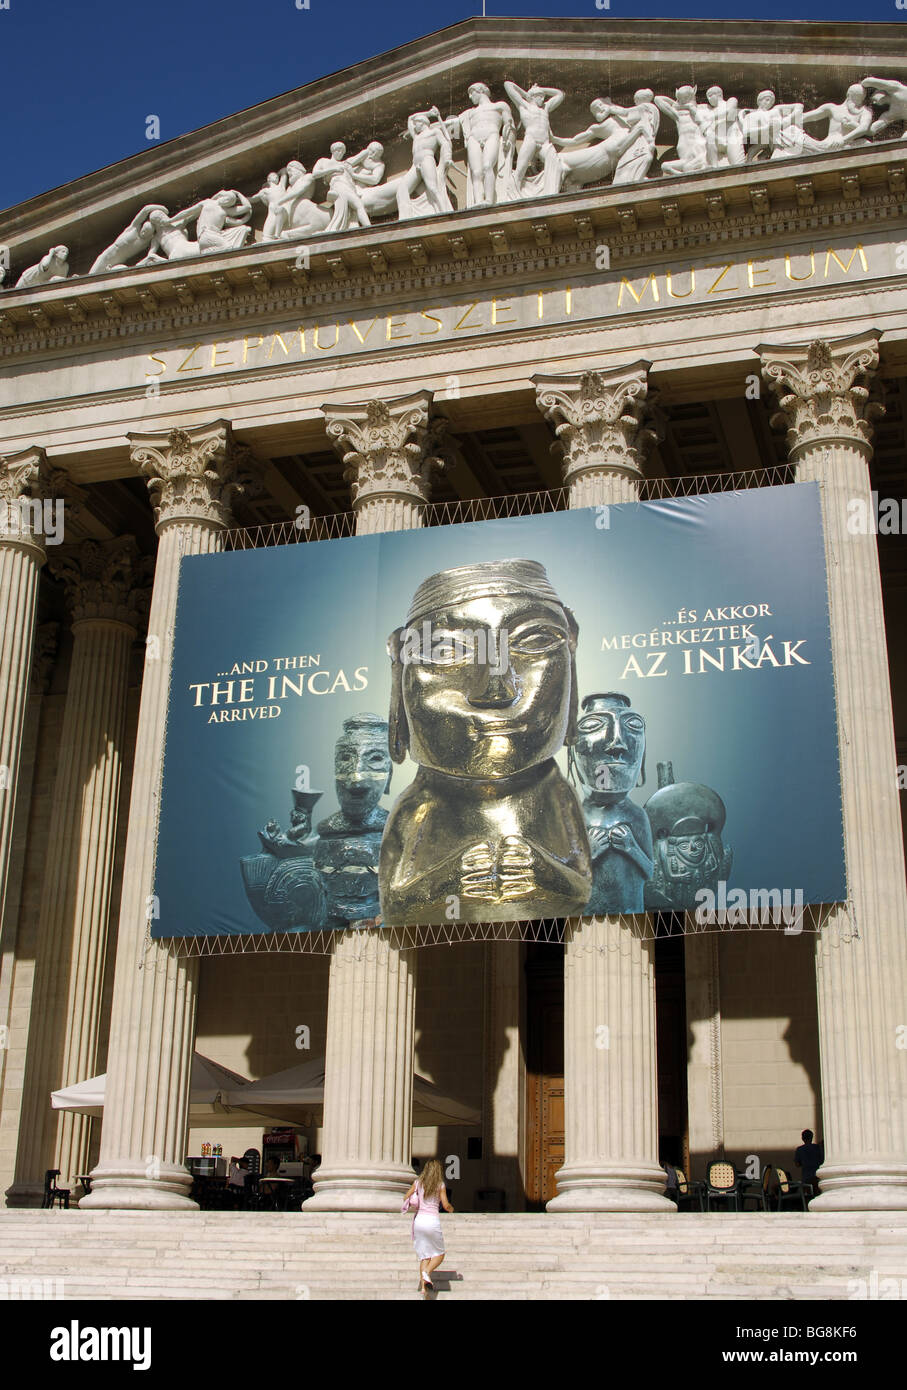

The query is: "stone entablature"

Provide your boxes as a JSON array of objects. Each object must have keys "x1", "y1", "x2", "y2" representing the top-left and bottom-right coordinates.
[{"x1": 0, "y1": 142, "x2": 904, "y2": 365}]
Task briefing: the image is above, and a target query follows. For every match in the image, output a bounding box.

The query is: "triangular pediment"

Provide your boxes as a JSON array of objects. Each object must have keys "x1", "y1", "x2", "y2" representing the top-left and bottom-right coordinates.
[{"x1": 2, "y1": 15, "x2": 906, "y2": 295}]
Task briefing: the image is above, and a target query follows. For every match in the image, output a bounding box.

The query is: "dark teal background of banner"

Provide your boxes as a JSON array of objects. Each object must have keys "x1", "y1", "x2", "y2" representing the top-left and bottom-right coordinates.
[{"x1": 153, "y1": 483, "x2": 845, "y2": 936}]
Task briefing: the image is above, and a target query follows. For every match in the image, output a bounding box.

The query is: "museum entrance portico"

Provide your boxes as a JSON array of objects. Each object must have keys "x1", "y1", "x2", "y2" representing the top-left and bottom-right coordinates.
[{"x1": 1, "y1": 18, "x2": 906, "y2": 1224}]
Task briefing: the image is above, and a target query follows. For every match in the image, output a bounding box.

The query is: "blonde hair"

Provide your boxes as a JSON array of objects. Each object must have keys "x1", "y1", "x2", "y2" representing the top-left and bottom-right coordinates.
[{"x1": 420, "y1": 1159, "x2": 443, "y2": 1199}]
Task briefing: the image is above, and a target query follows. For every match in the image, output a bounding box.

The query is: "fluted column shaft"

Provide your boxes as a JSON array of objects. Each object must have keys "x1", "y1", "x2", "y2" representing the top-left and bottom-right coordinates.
[
  {"x1": 82, "y1": 422, "x2": 256, "y2": 1210},
  {"x1": 534, "y1": 365, "x2": 672, "y2": 1211},
  {"x1": 0, "y1": 625, "x2": 58, "y2": 1199},
  {"x1": 307, "y1": 930, "x2": 416, "y2": 1209},
  {"x1": 305, "y1": 393, "x2": 432, "y2": 1211},
  {"x1": 0, "y1": 450, "x2": 50, "y2": 943},
  {"x1": 10, "y1": 540, "x2": 145, "y2": 1202},
  {"x1": 760, "y1": 333, "x2": 907, "y2": 1211}
]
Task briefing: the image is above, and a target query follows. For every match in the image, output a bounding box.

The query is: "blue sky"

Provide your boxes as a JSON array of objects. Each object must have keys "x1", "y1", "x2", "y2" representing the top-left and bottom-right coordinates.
[{"x1": 1, "y1": 0, "x2": 903, "y2": 211}]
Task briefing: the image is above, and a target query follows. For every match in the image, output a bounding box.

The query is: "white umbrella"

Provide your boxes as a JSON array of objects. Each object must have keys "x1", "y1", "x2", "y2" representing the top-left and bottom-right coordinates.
[
  {"x1": 222, "y1": 1056, "x2": 481, "y2": 1126},
  {"x1": 51, "y1": 1052, "x2": 291, "y2": 1128}
]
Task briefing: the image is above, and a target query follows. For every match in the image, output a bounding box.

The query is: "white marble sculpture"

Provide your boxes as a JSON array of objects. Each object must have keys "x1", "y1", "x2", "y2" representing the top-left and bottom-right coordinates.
[
  {"x1": 740, "y1": 91, "x2": 806, "y2": 160},
  {"x1": 503, "y1": 81, "x2": 565, "y2": 198},
  {"x1": 9, "y1": 67, "x2": 907, "y2": 289},
  {"x1": 554, "y1": 91, "x2": 658, "y2": 189},
  {"x1": 450, "y1": 82, "x2": 515, "y2": 207},
  {"x1": 797, "y1": 84, "x2": 873, "y2": 154},
  {"x1": 134, "y1": 191, "x2": 251, "y2": 264},
  {"x1": 90, "y1": 205, "x2": 169, "y2": 274},
  {"x1": 698, "y1": 86, "x2": 746, "y2": 168},
  {"x1": 138, "y1": 206, "x2": 203, "y2": 263},
  {"x1": 655, "y1": 86, "x2": 709, "y2": 176},
  {"x1": 196, "y1": 190, "x2": 253, "y2": 253},
  {"x1": 275, "y1": 161, "x2": 331, "y2": 239},
  {"x1": 255, "y1": 173, "x2": 291, "y2": 242},
  {"x1": 312, "y1": 142, "x2": 378, "y2": 231},
  {"x1": 403, "y1": 107, "x2": 453, "y2": 215},
  {"x1": 16, "y1": 245, "x2": 70, "y2": 288},
  {"x1": 862, "y1": 76, "x2": 907, "y2": 139}
]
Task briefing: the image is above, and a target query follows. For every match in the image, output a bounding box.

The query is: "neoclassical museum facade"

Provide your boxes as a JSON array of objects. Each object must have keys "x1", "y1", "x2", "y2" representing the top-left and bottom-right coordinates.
[{"x1": 0, "y1": 16, "x2": 905, "y2": 1214}]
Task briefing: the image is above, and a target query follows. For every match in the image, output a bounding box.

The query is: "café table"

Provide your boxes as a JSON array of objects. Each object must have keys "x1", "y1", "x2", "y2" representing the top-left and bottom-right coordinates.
[{"x1": 258, "y1": 1176, "x2": 294, "y2": 1211}]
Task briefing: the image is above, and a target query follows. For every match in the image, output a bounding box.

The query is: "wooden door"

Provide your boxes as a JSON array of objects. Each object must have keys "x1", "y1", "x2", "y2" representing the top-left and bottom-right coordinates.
[{"x1": 526, "y1": 944, "x2": 564, "y2": 1209}]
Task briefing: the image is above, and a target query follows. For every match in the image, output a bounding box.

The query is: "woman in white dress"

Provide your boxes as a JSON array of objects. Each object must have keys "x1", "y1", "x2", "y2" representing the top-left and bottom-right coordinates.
[{"x1": 402, "y1": 1159, "x2": 454, "y2": 1293}]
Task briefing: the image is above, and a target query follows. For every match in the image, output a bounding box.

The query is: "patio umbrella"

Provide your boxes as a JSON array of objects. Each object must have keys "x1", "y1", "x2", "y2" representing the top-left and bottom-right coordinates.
[
  {"x1": 50, "y1": 1052, "x2": 291, "y2": 1128},
  {"x1": 222, "y1": 1056, "x2": 481, "y2": 1126}
]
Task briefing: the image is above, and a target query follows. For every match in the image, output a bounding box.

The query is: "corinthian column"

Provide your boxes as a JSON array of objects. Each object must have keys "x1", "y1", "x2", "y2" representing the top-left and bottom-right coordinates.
[
  {"x1": 305, "y1": 393, "x2": 440, "y2": 1211},
  {"x1": 10, "y1": 540, "x2": 147, "y2": 1204},
  {"x1": 82, "y1": 422, "x2": 256, "y2": 1211},
  {"x1": 534, "y1": 363, "x2": 656, "y2": 509},
  {"x1": 759, "y1": 332, "x2": 907, "y2": 1211},
  {"x1": 0, "y1": 450, "x2": 51, "y2": 939},
  {"x1": 533, "y1": 365, "x2": 671, "y2": 1211},
  {"x1": 323, "y1": 389, "x2": 443, "y2": 533}
]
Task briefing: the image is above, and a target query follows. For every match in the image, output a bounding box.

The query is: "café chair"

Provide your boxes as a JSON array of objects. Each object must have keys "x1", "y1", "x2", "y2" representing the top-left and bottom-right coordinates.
[
  {"x1": 673, "y1": 1167, "x2": 706, "y2": 1212},
  {"x1": 738, "y1": 1163, "x2": 772, "y2": 1211},
  {"x1": 704, "y1": 1160, "x2": 739, "y2": 1212},
  {"x1": 774, "y1": 1166, "x2": 811, "y2": 1211},
  {"x1": 42, "y1": 1169, "x2": 71, "y2": 1210}
]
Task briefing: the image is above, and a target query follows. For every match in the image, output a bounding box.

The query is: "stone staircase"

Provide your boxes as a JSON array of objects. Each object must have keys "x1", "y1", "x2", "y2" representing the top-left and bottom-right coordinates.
[{"x1": 2, "y1": 1210, "x2": 906, "y2": 1300}]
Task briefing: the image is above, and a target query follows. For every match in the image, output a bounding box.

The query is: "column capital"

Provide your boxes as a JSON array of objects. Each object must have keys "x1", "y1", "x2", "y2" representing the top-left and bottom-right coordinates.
[
  {"x1": 757, "y1": 332, "x2": 885, "y2": 460},
  {"x1": 48, "y1": 537, "x2": 151, "y2": 630},
  {"x1": 0, "y1": 448, "x2": 82, "y2": 559},
  {"x1": 128, "y1": 420, "x2": 259, "y2": 532},
  {"x1": 322, "y1": 390, "x2": 444, "y2": 514},
  {"x1": 532, "y1": 363, "x2": 657, "y2": 488}
]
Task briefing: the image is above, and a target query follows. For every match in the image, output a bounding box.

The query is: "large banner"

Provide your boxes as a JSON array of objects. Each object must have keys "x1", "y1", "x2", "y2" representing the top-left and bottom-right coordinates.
[{"x1": 152, "y1": 484, "x2": 845, "y2": 938}]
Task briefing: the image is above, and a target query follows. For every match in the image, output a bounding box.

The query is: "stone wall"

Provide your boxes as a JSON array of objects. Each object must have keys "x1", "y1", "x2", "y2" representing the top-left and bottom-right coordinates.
[{"x1": 718, "y1": 931, "x2": 821, "y2": 1175}]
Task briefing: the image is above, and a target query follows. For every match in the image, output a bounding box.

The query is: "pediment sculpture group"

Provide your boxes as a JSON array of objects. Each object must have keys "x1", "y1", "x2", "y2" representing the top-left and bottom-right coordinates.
[{"x1": 6, "y1": 73, "x2": 906, "y2": 292}]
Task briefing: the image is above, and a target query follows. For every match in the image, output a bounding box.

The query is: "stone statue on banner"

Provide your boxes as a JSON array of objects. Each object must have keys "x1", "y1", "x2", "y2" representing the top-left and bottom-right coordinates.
[
  {"x1": 240, "y1": 786, "x2": 327, "y2": 930},
  {"x1": 313, "y1": 712, "x2": 392, "y2": 927},
  {"x1": 643, "y1": 761, "x2": 733, "y2": 912},
  {"x1": 379, "y1": 559, "x2": 592, "y2": 926},
  {"x1": 569, "y1": 691, "x2": 654, "y2": 915}
]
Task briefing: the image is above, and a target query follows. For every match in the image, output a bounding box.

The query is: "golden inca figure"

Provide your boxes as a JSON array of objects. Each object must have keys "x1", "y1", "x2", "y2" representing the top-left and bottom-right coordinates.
[{"x1": 379, "y1": 559, "x2": 591, "y2": 925}]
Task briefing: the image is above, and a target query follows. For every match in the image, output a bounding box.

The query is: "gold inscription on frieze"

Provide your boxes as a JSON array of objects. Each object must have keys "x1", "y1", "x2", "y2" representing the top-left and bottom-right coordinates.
[
  {"x1": 313, "y1": 323, "x2": 339, "y2": 350},
  {"x1": 349, "y1": 317, "x2": 379, "y2": 344},
  {"x1": 746, "y1": 261, "x2": 776, "y2": 289},
  {"x1": 454, "y1": 302, "x2": 483, "y2": 331},
  {"x1": 785, "y1": 251, "x2": 815, "y2": 282},
  {"x1": 617, "y1": 273, "x2": 659, "y2": 307},
  {"x1": 665, "y1": 269, "x2": 695, "y2": 299},
  {"x1": 176, "y1": 342, "x2": 204, "y2": 372},
  {"x1": 825, "y1": 245, "x2": 868, "y2": 276},
  {"x1": 143, "y1": 251, "x2": 869, "y2": 386}
]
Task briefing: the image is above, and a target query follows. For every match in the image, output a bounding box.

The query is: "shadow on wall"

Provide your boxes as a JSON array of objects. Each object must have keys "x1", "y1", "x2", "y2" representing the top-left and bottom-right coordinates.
[{"x1": 686, "y1": 929, "x2": 822, "y2": 1183}]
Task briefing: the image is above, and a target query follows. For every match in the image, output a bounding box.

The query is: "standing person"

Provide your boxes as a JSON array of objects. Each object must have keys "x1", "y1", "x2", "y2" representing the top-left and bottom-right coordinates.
[
  {"x1": 794, "y1": 1128, "x2": 823, "y2": 1194},
  {"x1": 402, "y1": 1158, "x2": 454, "y2": 1293}
]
